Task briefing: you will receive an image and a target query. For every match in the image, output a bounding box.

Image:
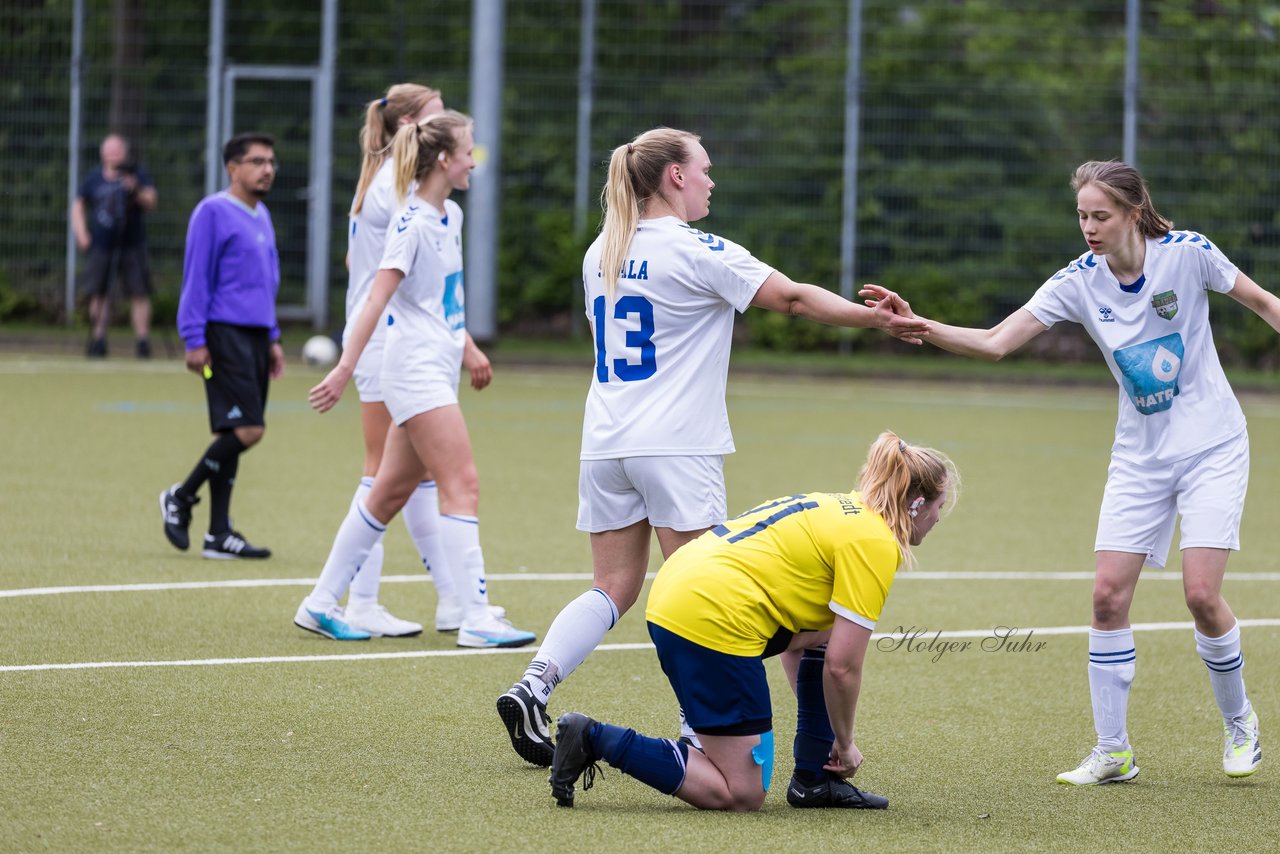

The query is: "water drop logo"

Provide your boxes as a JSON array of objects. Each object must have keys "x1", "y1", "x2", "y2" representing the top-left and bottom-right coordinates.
[
  {"x1": 1152, "y1": 345, "x2": 1180, "y2": 382},
  {"x1": 1113, "y1": 333, "x2": 1184, "y2": 415}
]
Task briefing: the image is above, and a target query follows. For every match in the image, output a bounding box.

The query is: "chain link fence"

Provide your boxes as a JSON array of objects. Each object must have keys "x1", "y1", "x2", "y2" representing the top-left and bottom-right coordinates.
[{"x1": 4, "y1": 1, "x2": 1279, "y2": 360}]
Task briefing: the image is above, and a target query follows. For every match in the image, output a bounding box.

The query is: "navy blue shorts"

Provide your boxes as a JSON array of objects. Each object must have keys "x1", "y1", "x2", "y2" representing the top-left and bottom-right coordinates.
[
  {"x1": 648, "y1": 622, "x2": 772, "y2": 737},
  {"x1": 204, "y1": 322, "x2": 270, "y2": 432}
]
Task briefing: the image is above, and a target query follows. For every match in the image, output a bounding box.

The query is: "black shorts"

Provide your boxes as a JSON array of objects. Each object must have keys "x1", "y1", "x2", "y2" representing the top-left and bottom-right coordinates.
[
  {"x1": 78, "y1": 245, "x2": 153, "y2": 298},
  {"x1": 204, "y1": 322, "x2": 271, "y2": 432}
]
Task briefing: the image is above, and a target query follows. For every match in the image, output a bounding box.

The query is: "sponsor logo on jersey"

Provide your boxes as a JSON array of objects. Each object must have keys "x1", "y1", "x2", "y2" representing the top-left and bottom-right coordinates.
[
  {"x1": 1113, "y1": 333, "x2": 1183, "y2": 415},
  {"x1": 1151, "y1": 289, "x2": 1178, "y2": 320},
  {"x1": 443, "y1": 270, "x2": 466, "y2": 331},
  {"x1": 1098, "y1": 305, "x2": 1115, "y2": 322}
]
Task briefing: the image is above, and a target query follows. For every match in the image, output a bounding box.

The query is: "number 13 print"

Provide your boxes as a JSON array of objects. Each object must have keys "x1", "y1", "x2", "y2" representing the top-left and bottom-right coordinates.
[{"x1": 593, "y1": 295, "x2": 657, "y2": 382}]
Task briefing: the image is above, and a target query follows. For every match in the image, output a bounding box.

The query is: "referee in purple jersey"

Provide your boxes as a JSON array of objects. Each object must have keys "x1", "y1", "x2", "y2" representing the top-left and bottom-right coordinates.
[{"x1": 159, "y1": 133, "x2": 285, "y2": 560}]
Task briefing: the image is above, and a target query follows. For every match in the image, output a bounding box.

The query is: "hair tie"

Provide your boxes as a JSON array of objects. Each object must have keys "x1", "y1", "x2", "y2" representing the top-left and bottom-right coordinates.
[
  {"x1": 899, "y1": 440, "x2": 907, "y2": 452},
  {"x1": 626, "y1": 143, "x2": 634, "y2": 155},
  {"x1": 379, "y1": 97, "x2": 388, "y2": 108}
]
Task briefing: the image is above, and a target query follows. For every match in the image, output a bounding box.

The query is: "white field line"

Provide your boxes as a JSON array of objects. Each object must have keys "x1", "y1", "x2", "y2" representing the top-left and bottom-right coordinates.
[
  {"x1": 4, "y1": 619, "x2": 1280, "y2": 674},
  {"x1": 6, "y1": 570, "x2": 1280, "y2": 600}
]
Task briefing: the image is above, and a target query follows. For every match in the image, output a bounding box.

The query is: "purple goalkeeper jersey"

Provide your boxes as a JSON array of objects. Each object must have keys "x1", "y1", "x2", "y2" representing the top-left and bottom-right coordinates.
[{"x1": 177, "y1": 191, "x2": 281, "y2": 349}]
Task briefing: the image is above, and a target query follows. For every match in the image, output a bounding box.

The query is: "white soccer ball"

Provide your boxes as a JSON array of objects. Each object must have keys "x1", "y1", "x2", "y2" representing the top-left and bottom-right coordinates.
[{"x1": 302, "y1": 334, "x2": 340, "y2": 368}]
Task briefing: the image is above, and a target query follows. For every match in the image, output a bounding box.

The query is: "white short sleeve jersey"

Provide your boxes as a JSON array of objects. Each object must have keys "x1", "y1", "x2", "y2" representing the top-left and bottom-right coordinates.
[
  {"x1": 580, "y1": 216, "x2": 774, "y2": 459},
  {"x1": 378, "y1": 197, "x2": 467, "y2": 383},
  {"x1": 344, "y1": 160, "x2": 401, "y2": 347},
  {"x1": 1023, "y1": 231, "x2": 1244, "y2": 465}
]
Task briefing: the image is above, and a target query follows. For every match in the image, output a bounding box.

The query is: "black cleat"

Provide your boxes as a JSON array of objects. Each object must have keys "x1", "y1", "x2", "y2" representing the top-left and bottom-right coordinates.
[
  {"x1": 202, "y1": 530, "x2": 271, "y2": 560},
  {"x1": 135, "y1": 338, "x2": 152, "y2": 359},
  {"x1": 86, "y1": 337, "x2": 107, "y2": 358},
  {"x1": 160, "y1": 484, "x2": 198, "y2": 551},
  {"x1": 549, "y1": 713, "x2": 602, "y2": 808},
  {"x1": 786, "y1": 773, "x2": 888, "y2": 809},
  {"x1": 497, "y1": 682, "x2": 555, "y2": 767}
]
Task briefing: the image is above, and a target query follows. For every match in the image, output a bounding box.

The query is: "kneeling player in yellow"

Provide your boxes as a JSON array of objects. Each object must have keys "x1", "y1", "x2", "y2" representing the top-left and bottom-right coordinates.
[{"x1": 549, "y1": 431, "x2": 959, "y2": 811}]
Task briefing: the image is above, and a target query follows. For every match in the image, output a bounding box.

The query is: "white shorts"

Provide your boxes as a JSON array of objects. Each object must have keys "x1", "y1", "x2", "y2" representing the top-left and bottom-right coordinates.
[
  {"x1": 577, "y1": 455, "x2": 726, "y2": 533},
  {"x1": 352, "y1": 332, "x2": 386, "y2": 403},
  {"x1": 381, "y1": 370, "x2": 460, "y2": 426},
  {"x1": 1095, "y1": 429, "x2": 1249, "y2": 569}
]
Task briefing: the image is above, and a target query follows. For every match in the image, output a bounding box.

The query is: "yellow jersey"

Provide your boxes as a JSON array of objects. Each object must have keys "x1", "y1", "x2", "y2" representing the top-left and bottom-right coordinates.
[{"x1": 646, "y1": 491, "x2": 901, "y2": 656}]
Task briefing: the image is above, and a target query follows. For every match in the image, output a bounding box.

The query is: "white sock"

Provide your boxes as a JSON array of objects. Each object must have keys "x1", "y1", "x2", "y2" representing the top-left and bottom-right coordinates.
[
  {"x1": 1195, "y1": 622, "x2": 1250, "y2": 723},
  {"x1": 401, "y1": 480, "x2": 459, "y2": 600},
  {"x1": 439, "y1": 514, "x2": 488, "y2": 620},
  {"x1": 1087, "y1": 627, "x2": 1136, "y2": 752},
  {"x1": 520, "y1": 588, "x2": 619, "y2": 705},
  {"x1": 347, "y1": 478, "x2": 383, "y2": 608},
  {"x1": 304, "y1": 499, "x2": 386, "y2": 612}
]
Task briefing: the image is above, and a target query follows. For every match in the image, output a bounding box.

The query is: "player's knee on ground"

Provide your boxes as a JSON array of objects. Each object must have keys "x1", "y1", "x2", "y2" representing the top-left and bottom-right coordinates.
[
  {"x1": 727, "y1": 786, "x2": 767, "y2": 812},
  {"x1": 696, "y1": 731, "x2": 770, "y2": 812}
]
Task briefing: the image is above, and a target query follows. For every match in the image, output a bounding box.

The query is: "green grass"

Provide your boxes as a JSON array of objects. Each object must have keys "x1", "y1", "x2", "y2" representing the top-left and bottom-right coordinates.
[{"x1": 2, "y1": 351, "x2": 1278, "y2": 852}]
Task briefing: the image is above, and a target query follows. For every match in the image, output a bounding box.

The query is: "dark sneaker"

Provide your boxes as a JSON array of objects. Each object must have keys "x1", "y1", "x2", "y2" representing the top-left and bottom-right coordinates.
[
  {"x1": 159, "y1": 484, "x2": 199, "y2": 551},
  {"x1": 549, "y1": 713, "x2": 602, "y2": 808},
  {"x1": 497, "y1": 682, "x2": 555, "y2": 767},
  {"x1": 202, "y1": 530, "x2": 271, "y2": 560},
  {"x1": 135, "y1": 338, "x2": 152, "y2": 359},
  {"x1": 786, "y1": 773, "x2": 889, "y2": 809},
  {"x1": 87, "y1": 337, "x2": 107, "y2": 358}
]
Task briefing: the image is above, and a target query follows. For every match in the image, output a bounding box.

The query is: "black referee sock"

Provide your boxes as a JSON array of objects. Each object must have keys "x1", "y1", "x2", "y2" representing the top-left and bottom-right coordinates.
[
  {"x1": 208, "y1": 449, "x2": 241, "y2": 535},
  {"x1": 179, "y1": 432, "x2": 246, "y2": 507}
]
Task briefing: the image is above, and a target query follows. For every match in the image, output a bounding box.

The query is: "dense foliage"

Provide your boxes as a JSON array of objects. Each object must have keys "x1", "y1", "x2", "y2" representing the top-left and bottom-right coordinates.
[{"x1": 3, "y1": 1, "x2": 1279, "y2": 363}]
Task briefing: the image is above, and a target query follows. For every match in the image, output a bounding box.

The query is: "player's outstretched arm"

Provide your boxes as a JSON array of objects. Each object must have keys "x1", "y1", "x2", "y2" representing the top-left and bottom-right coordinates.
[
  {"x1": 309, "y1": 267, "x2": 403, "y2": 412},
  {"x1": 1226, "y1": 272, "x2": 1280, "y2": 336},
  {"x1": 751, "y1": 271, "x2": 930, "y2": 344},
  {"x1": 860, "y1": 284, "x2": 1046, "y2": 361}
]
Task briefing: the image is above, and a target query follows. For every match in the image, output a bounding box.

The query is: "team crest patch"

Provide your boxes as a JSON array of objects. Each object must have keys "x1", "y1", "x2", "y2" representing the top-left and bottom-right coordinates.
[{"x1": 1151, "y1": 290, "x2": 1178, "y2": 320}]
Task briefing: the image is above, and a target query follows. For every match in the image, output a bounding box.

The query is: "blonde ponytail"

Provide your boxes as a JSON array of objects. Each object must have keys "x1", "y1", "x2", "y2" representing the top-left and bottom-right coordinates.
[
  {"x1": 351, "y1": 82, "x2": 442, "y2": 215},
  {"x1": 597, "y1": 127, "x2": 700, "y2": 302},
  {"x1": 857, "y1": 431, "x2": 959, "y2": 568},
  {"x1": 391, "y1": 110, "x2": 475, "y2": 203},
  {"x1": 392, "y1": 122, "x2": 423, "y2": 203}
]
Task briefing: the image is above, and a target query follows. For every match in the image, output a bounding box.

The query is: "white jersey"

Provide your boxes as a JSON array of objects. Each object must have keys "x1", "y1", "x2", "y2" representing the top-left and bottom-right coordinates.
[
  {"x1": 580, "y1": 216, "x2": 774, "y2": 459},
  {"x1": 379, "y1": 197, "x2": 466, "y2": 384},
  {"x1": 343, "y1": 160, "x2": 402, "y2": 347},
  {"x1": 1023, "y1": 230, "x2": 1244, "y2": 466}
]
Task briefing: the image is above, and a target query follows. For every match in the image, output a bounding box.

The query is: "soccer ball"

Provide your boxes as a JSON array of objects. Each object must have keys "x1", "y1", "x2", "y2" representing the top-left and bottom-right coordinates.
[{"x1": 302, "y1": 334, "x2": 339, "y2": 368}]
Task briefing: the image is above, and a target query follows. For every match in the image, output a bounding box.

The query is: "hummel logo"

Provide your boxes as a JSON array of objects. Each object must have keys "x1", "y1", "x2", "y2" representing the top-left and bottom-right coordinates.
[{"x1": 1098, "y1": 306, "x2": 1115, "y2": 322}]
